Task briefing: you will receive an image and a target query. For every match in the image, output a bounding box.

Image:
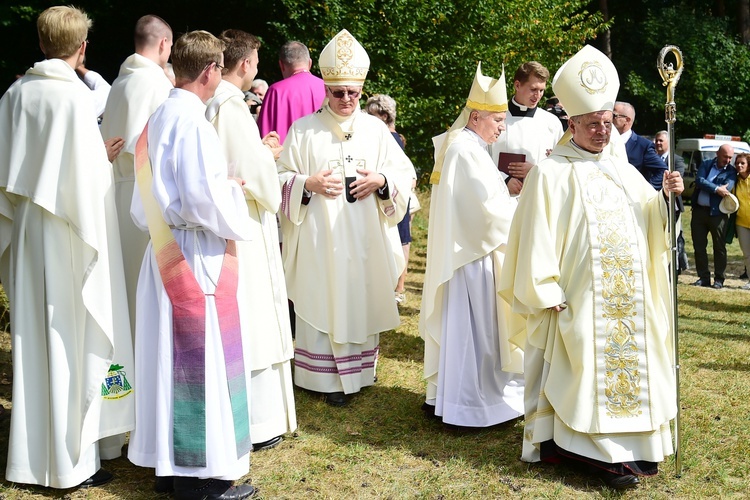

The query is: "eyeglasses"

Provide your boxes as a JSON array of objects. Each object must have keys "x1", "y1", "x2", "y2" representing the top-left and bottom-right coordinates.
[
  {"x1": 328, "y1": 89, "x2": 361, "y2": 99},
  {"x1": 204, "y1": 61, "x2": 224, "y2": 72},
  {"x1": 613, "y1": 114, "x2": 628, "y2": 120}
]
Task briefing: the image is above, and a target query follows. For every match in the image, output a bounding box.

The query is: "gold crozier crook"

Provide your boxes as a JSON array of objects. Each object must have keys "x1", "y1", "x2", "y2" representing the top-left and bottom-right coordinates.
[{"x1": 657, "y1": 44, "x2": 683, "y2": 478}]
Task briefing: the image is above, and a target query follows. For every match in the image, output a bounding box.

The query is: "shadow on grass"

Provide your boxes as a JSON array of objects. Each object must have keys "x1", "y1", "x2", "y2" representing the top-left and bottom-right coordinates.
[
  {"x1": 380, "y1": 329, "x2": 423, "y2": 363},
  {"x1": 697, "y1": 361, "x2": 750, "y2": 372},
  {"x1": 680, "y1": 297, "x2": 750, "y2": 316},
  {"x1": 293, "y1": 384, "x2": 603, "y2": 494}
]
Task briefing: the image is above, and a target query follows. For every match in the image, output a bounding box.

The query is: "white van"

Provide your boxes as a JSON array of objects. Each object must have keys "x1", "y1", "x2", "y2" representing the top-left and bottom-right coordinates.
[{"x1": 676, "y1": 135, "x2": 750, "y2": 199}]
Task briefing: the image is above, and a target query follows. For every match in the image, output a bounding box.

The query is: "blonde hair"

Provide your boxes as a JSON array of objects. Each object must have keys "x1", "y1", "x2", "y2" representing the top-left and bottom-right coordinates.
[
  {"x1": 37, "y1": 6, "x2": 91, "y2": 59},
  {"x1": 364, "y1": 94, "x2": 397, "y2": 127},
  {"x1": 171, "y1": 30, "x2": 225, "y2": 82}
]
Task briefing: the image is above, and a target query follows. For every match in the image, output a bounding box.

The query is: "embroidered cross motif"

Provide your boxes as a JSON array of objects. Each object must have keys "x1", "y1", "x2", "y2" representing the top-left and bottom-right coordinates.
[
  {"x1": 344, "y1": 133, "x2": 352, "y2": 140},
  {"x1": 346, "y1": 155, "x2": 353, "y2": 162}
]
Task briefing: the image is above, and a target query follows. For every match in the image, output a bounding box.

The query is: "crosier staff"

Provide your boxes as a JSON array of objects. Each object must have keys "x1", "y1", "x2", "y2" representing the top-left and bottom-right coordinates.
[{"x1": 657, "y1": 44, "x2": 684, "y2": 477}]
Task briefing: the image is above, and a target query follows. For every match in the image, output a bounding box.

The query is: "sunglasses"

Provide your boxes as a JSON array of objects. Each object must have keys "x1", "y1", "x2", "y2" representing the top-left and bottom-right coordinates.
[{"x1": 329, "y1": 89, "x2": 361, "y2": 99}]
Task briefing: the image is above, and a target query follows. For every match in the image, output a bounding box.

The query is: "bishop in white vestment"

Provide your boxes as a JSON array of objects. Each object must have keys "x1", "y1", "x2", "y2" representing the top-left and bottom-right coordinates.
[
  {"x1": 0, "y1": 6, "x2": 133, "y2": 488},
  {"x1": 421, "y1": 63, "x2": 524, "y2": 428},
  {"x1": 206, "y1": 29, "x2": 296, "y2": 449},
  {"x1": 499, "y1": 45, "x2": 682, "y2": 490},
  {"x1": 277, "y1": 30, "x2": 412, "y2": 406}
]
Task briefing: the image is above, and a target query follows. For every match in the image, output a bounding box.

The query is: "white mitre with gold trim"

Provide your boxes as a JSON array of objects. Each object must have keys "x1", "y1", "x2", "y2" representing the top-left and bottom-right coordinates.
[
  {"x1": 466, "y1": 62, "x2": 508, "y2": 112},
  {"x1": 552, "y1": 45, "x2": 619, "y2": 117},
  {"x1": 319, "y1": 29, "x2": 370, "y2": 87}
]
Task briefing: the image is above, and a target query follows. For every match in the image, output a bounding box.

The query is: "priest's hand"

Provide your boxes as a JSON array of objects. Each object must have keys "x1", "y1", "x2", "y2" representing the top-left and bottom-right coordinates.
[
  {"x1": 662, "y1": 170, "x2": 684, "y2": 197},
  {"x1": 507, "y1": 177, "x2": 523, "y2": 195},
  {"x1": 104, "y1": 136, "x2": 124, "y2": 163},
  {"x1": 351, "y1": 168, "x2": 386, "y2": 200},
  {"x1": 261, "y1": 132, "x2": 283, "y2": 160},
  {"x1": 305, "y1": 169, "x2": 343, "y2": 198},
  {"x1": 507, "y1": 161, "x2": 533, "y2": 180},
  {"x1": 549, "y1": 302, "x2": 568, "y2": 312}
]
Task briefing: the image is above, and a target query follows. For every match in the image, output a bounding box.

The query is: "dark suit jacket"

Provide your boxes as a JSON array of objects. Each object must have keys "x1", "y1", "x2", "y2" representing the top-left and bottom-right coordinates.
[
  {"x1": 692, "y1": 158, "x2": 737, "y2": 216},
  {"x1": 625, "y1": 131, "x2": 668, "y2": 189}
]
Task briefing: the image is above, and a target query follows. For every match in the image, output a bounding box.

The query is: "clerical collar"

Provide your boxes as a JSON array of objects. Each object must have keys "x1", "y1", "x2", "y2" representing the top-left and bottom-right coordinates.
[{"x1": 508, "y1": 97, "x2": 537, "y2": 117}]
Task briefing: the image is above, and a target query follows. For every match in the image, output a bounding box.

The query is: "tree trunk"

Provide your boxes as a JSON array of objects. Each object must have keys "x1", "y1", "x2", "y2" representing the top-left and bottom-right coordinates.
[
  {"x1": 599, "y1": 0, "x2": 612, "y2": 58},
  {"x1": 740, "y1": 0, "x2": 750, "y2": 44}
]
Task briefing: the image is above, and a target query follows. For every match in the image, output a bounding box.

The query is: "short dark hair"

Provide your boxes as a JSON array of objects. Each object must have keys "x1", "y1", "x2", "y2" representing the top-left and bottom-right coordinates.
[
  {"x1": 514, "y1": 61, "x2": 550, "y2": 84},
  {"x1": 219, "y1": 29, "x2": 261, "y2": 71}
]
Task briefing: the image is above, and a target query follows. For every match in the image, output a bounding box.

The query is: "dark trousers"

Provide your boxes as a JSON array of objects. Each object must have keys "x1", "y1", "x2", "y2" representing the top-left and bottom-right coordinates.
[{"x1": 691, "y1": 205, "x2": 729, "y2": 283}]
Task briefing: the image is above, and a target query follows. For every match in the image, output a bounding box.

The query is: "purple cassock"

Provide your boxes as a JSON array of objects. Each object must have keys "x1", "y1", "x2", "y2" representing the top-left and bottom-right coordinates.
[{"x1": 257, "y1": 71, "x2": 327, "y2": 144}]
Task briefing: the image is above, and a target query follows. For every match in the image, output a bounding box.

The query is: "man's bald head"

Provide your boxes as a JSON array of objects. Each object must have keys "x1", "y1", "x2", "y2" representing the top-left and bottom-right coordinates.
[{"x1": 134, "y1": 15, "x2": 172, "y2": 67}]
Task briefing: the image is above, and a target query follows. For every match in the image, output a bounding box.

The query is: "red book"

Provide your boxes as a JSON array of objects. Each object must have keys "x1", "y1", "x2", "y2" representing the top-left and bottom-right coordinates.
[{"x1": 498, "y1": 152, "x2": 526, "y2": 177}]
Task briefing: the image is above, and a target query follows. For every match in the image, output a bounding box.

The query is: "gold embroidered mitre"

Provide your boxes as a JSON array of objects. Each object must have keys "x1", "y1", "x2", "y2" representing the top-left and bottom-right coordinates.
[
  {"x1": 552, "y1": 45, "x2": 619, "y2": 117},
  {"x1": 465, "y1": 62, "x2": 508, "y2": 112},
  {"x1": 319, "y1": 29, "x2": 370, "y2": 87}
]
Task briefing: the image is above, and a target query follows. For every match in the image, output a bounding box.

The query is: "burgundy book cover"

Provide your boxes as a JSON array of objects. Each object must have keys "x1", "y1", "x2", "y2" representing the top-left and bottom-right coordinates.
[{"x1": 497, "y1": 152, "x2": 526, "y2": 176}]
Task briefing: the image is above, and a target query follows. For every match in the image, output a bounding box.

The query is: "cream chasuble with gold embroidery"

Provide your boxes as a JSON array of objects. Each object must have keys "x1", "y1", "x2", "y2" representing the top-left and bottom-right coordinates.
[{"x1": 499, "y1": 141, "x2": 676, "y2": 463}]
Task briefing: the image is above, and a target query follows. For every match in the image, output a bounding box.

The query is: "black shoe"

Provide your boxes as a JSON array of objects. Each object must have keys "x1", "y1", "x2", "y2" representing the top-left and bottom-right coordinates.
[
  {"x1": 601, "y1": 470, "x2": 640, "y2": 490},
  {"x1": 713, "y1": 281, "x2": 724, "y2": 289},
  {"x1": 253, "y1": 435, "x2": 282, "y2": 452},
  {"x1": 421, "y1": 402, "x2": 439, "y2": 420},
  {"x1": 741, "y1": 270, "x2": 748, "y2": 280},
  {"x1": 174, "y1": 478, "x2": 256, "y2": 500},
  {"x1": 692, "y1": 279, "x2": 710, "y2": 287},
  {"x1": 79, "y1": 469, "x2": 114, "y2": 488},
  {"x1": 154, "y1": 475, "x2": 175, "y2": 493},
  {"x1": 324, "y1": 391, "x2": 348, "y2": 407}
]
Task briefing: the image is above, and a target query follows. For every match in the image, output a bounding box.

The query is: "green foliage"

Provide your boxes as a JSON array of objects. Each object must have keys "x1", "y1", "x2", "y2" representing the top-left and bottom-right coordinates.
[
  {"x1": 271, "y1": 0, "x2": 605, "y2": 179},
  {"x1": 613, "y1": 3, "x2": 750, "y2": 142}
]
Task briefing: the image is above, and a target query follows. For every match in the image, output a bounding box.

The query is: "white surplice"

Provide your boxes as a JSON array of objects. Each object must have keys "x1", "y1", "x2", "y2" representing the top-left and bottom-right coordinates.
[
  {"x1": 0, "y1": 59, "x2": 133, "y2": 488},
  {"x1": 421, "y1": 129, "x2": 525, "y2": 427},
  {"x1": 278, "y1": 106, "x2": 412, "y2": 394},
  {"x1": 499, "y1": 141, "x2": 676, "y2": 464},
  {"x1": 127, "y1": 88, "x2": 253, "y2": 479},
  {"x1": 207, "y1": 79, "x2": 297, "y2": 443},
  {"x1": 490, "y1": 105, "x2": 563, "y2": 170},
  {"x1": 100, "y1": 53, "x2": 173, "y2": 336}
]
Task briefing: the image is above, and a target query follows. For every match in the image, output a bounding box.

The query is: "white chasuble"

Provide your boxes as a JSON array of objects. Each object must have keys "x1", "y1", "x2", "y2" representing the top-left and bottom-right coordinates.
[
  {"x1": 278, "y1": 106, "x2": 412, "y2": 344},
  {"x1": 0, "y1": 59, "x2": 133, "y2": 487},
  {"x1": 499, "y1": 141, "x2": 676, "y2": 463}
]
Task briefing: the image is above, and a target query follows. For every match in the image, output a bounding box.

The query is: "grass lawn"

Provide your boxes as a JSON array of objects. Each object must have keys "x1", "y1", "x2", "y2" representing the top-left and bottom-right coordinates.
[{"x1": 0, "y1": 195, "x2": 749, "y2": 499}]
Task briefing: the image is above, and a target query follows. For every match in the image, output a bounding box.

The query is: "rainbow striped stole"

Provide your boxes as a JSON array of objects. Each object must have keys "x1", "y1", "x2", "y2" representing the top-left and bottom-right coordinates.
[{"x1": 135, "y1": 123, "x2": 250, "y2": 467}]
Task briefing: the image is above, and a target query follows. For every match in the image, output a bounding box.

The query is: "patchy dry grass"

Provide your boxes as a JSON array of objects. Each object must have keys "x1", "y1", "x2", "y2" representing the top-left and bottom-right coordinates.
[{"x1": 0, "y1": 198, "x2": 749, "y2": 498}]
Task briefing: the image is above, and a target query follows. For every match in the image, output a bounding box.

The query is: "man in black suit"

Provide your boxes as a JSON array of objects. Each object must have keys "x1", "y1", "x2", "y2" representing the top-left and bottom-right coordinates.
[{"x1": 614, "y1": 101, "x2": 668, "y2": 189}]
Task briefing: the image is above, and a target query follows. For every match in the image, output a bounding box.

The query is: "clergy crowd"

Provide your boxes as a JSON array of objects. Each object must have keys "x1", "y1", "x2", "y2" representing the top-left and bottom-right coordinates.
[{"x1": 0, "y1": 5, "x2": 686, "y2": 498}]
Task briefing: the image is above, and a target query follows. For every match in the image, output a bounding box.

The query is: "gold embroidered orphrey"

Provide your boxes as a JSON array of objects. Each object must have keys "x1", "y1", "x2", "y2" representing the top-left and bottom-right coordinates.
[
  {"x1": 588, "y1": 169, "x2": 643, "y2": 419},
  {"x1": 578, "y1": 61, "x2": 608, "y2": 95}
]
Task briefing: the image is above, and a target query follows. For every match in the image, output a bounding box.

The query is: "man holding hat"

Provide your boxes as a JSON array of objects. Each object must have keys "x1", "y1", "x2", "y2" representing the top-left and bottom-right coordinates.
[
  {"x1": 499, "y1": 45, "x2": 683, "y2": 489},
  {"x1": 277, "y1": 29, "x2": 412, "y2": 407},
  {"x1": 691, "y1": 144, "x2": 737, "y2": 289},
  {"x1": 420, "y1": 63, "x2": 524, "y2": 427}
]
